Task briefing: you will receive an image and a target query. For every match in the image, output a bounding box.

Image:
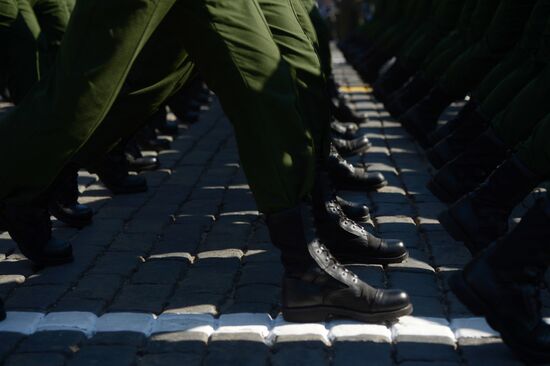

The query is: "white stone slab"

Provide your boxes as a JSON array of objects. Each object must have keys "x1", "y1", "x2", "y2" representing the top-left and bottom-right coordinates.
[
  {"x1": 36, "y1": 312, "x2": 97, "y2": 337},
  {"x1": 391, "y1": 316, "x2": 455, "y2": 343},
  {"x1": 153, "y1": 313, "x2": 215, "y2": 336},
  {"x1": 328, "y1": 320, "x2": 392, "y2": 343},
  {"x1": 96, "y1": 313, "x2": 156, "y2": 336},
  {"x1": 268, "y1": 315, "x2": 329, "y2": 345},
  {"x1": 545, "y1": 318, "x2": 550, "y2": 325},
  {"x1": 451, "y1": 317, "x2": 498, "y2": 339},
  {"x1": 0, "y1": 312, "x2": 44, "y2": 335},
  {"x1": 216, "y1": 313, "x2": 272, "y2": 338}
]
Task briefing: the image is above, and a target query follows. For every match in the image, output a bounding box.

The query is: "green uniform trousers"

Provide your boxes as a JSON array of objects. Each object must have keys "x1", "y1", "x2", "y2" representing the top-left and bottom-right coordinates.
[
  {"x1": 475, "y1": 0, "x2": 550, "y2": 120},
  {"x1": 422, "y1": 0, "x2": 500, "y2": 83},
  {"x1": 0, "y1": 0, "x2": 69, "y2": 102},
  {"x1": 301, "y1": 0, "x2": 332, "y2": 78},
  {"x1": 398, "y1": 0, "x2": 465, "y2": 73},
  {"x1": 438, "y1": 0, "x2": 536, "y2": 98},
  {"x1": 0, "y1": 0, "x2": 315, "y2": 214}
]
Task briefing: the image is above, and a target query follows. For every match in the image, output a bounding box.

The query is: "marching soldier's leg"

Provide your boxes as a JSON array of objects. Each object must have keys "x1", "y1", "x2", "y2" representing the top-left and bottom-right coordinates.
[
  {"x1": 3, "y1": 0, "x2": 41, "y2": 103},
  {"x1": 0, "y1": 0, "x2": 175, "y2": 266},
  {"x1": 401, "y1": 0, "x2": 536, "y2": 146},
  {"x1": 28, "y1": 0, "x2": 70, "y2": 71}
]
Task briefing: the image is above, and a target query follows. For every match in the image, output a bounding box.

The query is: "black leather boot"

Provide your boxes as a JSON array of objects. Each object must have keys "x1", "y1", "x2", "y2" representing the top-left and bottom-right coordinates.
[
  {"x1": 400, "y1": 86, "x2": 455, "y2": 148},
  {"x1": 95, "y1": 151, "x2": 148, "y2": 195},
  {"x1": 0, "y1": 299, "x2": 5, "y2": 321},
  {"x1": 49, "y1": 167, "x2": 93, "y2": 228},
  {"x1": 449, "y1": 199, "x2": 550, "y2": 363},
  {"x1": 0, "y1": 203, "x2": 73, "y2": 267},
  {"x1": 313, "y1": 173, "x2": 407, "y2": 265},
  {"x1": 385, "y1": 74, "x2": 433, "y2": 118},
  {"x1": 332, "y1": 135, "x2": 372, "y2": 157},
  {"x1": 372, "y1": 60, "x2": 413, "y2": 103},
  {"x1": 124, "y1": 139, "x2": 160, "y2": 172},
  {"x1": 438, "y1": 155, "x2": 542, "y2": 254},
  {"x1": 136, "y1": 125, "x2": 171, "y2": 152},
  {"x1": 425, "y1": 100, "x2": 478, "y2": 147},
  {"x1": 336, "y1": 196, "x2": 370, "y2": 223},
  {"x1": 427, "y1": 129, "x2": 508, "y2": 204},
  {"x1": 426, "y1": 108, "x2": 489, "y2": 169},
  {"x1": 151, "y1": 107, "x2": 179, "y2": 136},
  {"x1": 266, "y1": 204, "x2": 412, "y2": 323},
  {"x1": 330, "y1": 121, "x2": 359, "y2": 140},
  {"x1": 327, "y1": 149, "x2": 387, "y2": 191}
]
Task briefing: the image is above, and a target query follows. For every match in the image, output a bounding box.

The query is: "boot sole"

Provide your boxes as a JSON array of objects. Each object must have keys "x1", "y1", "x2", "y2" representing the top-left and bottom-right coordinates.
[
  {"x1": 282, "y1": 303, "x2": 413, "y2": 323},
  {"x1": 426, "y1": 179, "x2": 455, "y2": 204},
  {"x1": 339, "y1": 251, "x2": 408, "y2": 265},
  {"x1": 338, "y1": 143, "x2": 372, "y2": 158},
  {"x1": 50, "y1": 209, "x2": 93, "y2": 229},
  {"x1": 449, "y1": 272, "x2": 550, "y2": 364}
]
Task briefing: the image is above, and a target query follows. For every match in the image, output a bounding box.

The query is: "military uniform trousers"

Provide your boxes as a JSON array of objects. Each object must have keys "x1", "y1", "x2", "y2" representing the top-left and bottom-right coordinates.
[{"x1": 0, "y1": 0, "x2": 320, "y2": 215}]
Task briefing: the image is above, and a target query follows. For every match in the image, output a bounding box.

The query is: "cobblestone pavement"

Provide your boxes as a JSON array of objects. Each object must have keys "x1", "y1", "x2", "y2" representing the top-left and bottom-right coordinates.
[{"x1": 0, "y1": 48, "x2": 548, "y2": 366}]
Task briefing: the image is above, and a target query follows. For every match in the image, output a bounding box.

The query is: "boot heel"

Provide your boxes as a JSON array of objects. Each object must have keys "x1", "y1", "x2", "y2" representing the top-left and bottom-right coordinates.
[
  {"x1": 282, "y1": 307, "x2": 328, "y2": 323},
  {"x1": 448, "y1": 272, "x2": 485, "y2": 316},
  {"x1": 438, "y1": 210, "x2": 468, "y2": 242}
]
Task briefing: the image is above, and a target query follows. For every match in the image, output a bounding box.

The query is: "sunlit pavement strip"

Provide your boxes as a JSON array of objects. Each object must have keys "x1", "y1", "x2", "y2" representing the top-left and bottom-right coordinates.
[{"x1": 4, "y1": 311, "x2": 540, "y2": 344}]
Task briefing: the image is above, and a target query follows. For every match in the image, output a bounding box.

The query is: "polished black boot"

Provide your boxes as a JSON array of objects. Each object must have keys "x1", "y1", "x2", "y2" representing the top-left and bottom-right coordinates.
[
  {"x1": 427, "y1": 129, "x2": 508, "y2": 204},
  {"x1": 438, "y1": 155, "x2": 542, "y2": 254},
  {"x1": 327, "y1": 149, "x2": 387, "y2": 191},
  {"x1": 0, "y1": 299, "x2": 5, "y2": 321},
  {"x1": 449, "y1": 199, "x2": 550, "y2": 363},
  {"x1": 385, "y1": 74, "x2": 433, "y2": 118},
  {"x1": 49, "y1": 167, "x2": 93, "y2": 228},
  {"x1": 266, "y1": 204, "x2": 412, "y2": 323},
  {"x1": 372, "y1": 60, "x2": 413, "y2": 103},
  {"x1": 336, "y1": 196, "x2": 370, "y2": 223},
  {"x1": 124, "y1": 139, "x2": 160, "y2": 172},
  {"x1": 95, "y1": 151, "x2": 148, "y2": 195},
  {"x1": 330, "y1": 121, "x2": 359, "y2": 140},
  {"x1": 151, "y1": 107, "x2": 179, "y2": 136},
  {"x1": 313, "y1": 173, "x2": 407, "y2": 265},
  {"x1": 427, "y1": 108, "x2": 489, "y2": 169},
  {"x1": 332, "y1": 135, "x2": 372, "y2": 157},
  {"x1": 400, "y1": 86, "x2": 455, "y2": 148},
  {"x1": 0, "y1": 203, "x2": 73, "y2": 267},
  {"x1": 425, "y1": 100, "x2": 478, "y2": 147},
  {"x1": 136, "y1": 125, "x2": 171, "y2": 151}
]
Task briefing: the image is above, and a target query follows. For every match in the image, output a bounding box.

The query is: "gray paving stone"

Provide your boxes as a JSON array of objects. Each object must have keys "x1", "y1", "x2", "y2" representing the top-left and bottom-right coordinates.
[
  {"x1": 16, "y1": 331, "x2": 85, "y2": 355},
  {"x1": 233, "y1": 284, "x2": 280, "y2": 304},
  {"x1": 408, "y1": 295, "x2": 447, "y2": 318},
  {"x1": 145, "y1": 332, "x2": 208, "y2": 354},
  {"x1": 332, "y1": 341, "x2": 392, "y2": 366},
  {"x1": 88, "y1": 252, "x2": 142, "y2": 277},
  {"x1": 52, "y1": 296, "x2": 106, "y2": 314},
  {"x1": 459, "y1": 338, "x2": 523, "y2": 366},
  {"x1": 67, "y1": 273, "x2": 124, "y2": 301},
  {"x1": 165, "y1": 292, "x2": 220, "y2": 315},
  {"x1": 272, "y1": 342, "x2": 329, "y2": 366},
  {"x1": 109, "y1": 233, "x2": 158, "y2": 254},
  {"x1": 4, "y1": 352, "x2": 66, "y2": 366},
  {"x1": 0, "y1": 333, "x2": 25, "y2": 361},
  {"x1": 203, "y1": 340, "x2": 269, "y2": 366},
  {"x1": 6, "y1": 285, "x2": 68, "y2": 310},
  {"x1": 387, "y1": 249, "x2": 434, "y2": 273},
  {"x1": 109, "y1": 284, "x2": 172, "y2": 313},
  {"x1": 138, "y1": 353, "x2": 203, "y2": 366},
  {"x1": 237, "y1": 263, "x2": 283, "y2": 286},
  {"x1": 0, "y1": 275, "x2": 25, "y2": 297},
  {"x1": 395, "y1": 342, "x2": 460, "y2": 363},
  {"x1": 388, "y1": 272, "x2": 439, "y2": 298},
  {"x1": 86, "y1": 332, "x2": 146, "y2": 347},
  {"x1": 131, "y1": 260, "x2": 185, "y2": 285},
  {"x1": 67, "y1": 345, "x2": 136, "y2": 366}
]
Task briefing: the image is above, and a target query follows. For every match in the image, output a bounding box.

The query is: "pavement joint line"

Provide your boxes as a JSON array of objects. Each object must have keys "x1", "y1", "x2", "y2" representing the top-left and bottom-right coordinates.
[{"x1": 1, "y1": 311, "x2": 543, "y2": 343}]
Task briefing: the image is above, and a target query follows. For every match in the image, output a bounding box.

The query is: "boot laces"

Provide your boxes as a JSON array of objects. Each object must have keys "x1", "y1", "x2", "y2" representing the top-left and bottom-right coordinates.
[
  {"x1": 328, "y1": 201, "x2": 368, "y2": 237},
  {"x1": 315, "y1": 243, "x2": 358, "y2": 284}
]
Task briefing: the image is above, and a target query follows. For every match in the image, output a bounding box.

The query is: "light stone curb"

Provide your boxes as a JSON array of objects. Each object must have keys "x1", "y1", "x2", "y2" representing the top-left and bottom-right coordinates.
[{"x1": 0, "y1": 312, "x2": 526, "y2": 345}]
